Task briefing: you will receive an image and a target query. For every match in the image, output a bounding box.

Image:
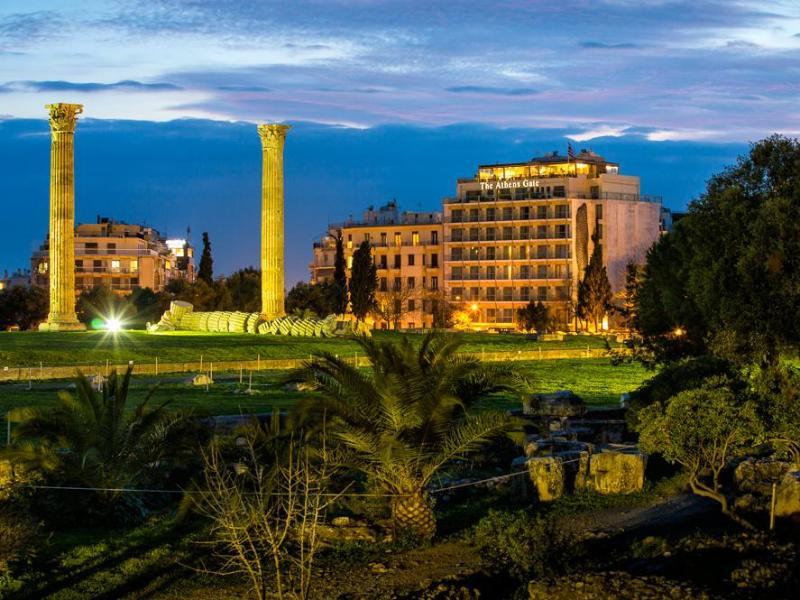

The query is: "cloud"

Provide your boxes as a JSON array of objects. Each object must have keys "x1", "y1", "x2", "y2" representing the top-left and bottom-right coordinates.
[
  {"x1": 579, "y1": 41, "x2": 639, "y2": 49},
  {"x1": 217, "y1": 85, "x2": 270, "y2": 92},
  {"x1": 0, "y1": 11, "x2": 63, "y2": 44},
  {"x1": 445, "y1": 86, "x2": 538, "y2": 96},
  {"x1": 567, "y1": 125, "x2": 630, "y2": 141},
  {"x1": 0, "y1": 80, "x2": 181, "y2": 93}
]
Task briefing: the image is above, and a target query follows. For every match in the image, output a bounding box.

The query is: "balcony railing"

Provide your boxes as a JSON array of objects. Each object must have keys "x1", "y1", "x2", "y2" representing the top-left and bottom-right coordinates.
[
  {"x1": 445, "y1": 274, "x2": 570, "y2": 282},
  {"x1": 444, "y1": 191, "x2": 661, "y2": 204},
  {"x1": 34, "y1": 248, "x2": 161, "y2": 258},
  {"x1": 446, "y1": 213, "x2": 570, "y2": 223},
  {"x1": 447, "y1": 253, "x2": 571, "y2": 262},
  {"x1": 446, "y1": 233, "x2": 570, "y2": 243}
]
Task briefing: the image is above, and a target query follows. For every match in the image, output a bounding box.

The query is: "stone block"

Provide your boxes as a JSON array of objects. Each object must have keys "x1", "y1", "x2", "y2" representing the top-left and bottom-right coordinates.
[
  {"x1": 583, "y1": 445, "x2": 646, "y2": 495},
  {"x1": 527, "y1": 456, "x2": 565, "y2": 502},
  {"x1": 775, "y1": 470, "x2": 800, "y2": 518},
  {"x1": 190, "y1": 373, "x2": 213, "y2": 386}
]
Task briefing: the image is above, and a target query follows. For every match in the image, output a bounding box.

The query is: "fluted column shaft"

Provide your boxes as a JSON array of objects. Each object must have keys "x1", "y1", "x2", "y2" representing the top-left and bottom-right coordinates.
[
  {"x1": 41, "y1": 103, "x2": 84, "y2": 331},
  {"x1": 257, "y1": 124, "x2": 290, "y2": 319}
]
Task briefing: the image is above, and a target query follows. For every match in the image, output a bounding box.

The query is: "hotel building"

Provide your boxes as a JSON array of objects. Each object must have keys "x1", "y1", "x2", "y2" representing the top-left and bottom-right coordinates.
[
  {"x1": 310, "y1": 150, "x2": 662, "y2": 331},
  {"x1": 310, "y1": 200, "x2": 443, "y2": 329},
  {"x1": 31, "y1": 217, "x2": 195, "y2": 295},
  {"x1": 443, "y1": 150, "x2": 661, "y2": 329}
]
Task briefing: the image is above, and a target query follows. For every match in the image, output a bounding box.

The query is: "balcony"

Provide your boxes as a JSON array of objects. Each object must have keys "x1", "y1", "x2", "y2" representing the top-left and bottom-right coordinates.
[
  {"x1": 444, "y1": 191, "x2": 661, "y2": 204},
  {"x1": 446, "y1": 253, "x2": 571, "y2": 262},
  {"x1": 445, "y1": 274, "x2": 570, "y2": 282},
  {"x1": 446, "y1": 232, "x2": 570, "y2": 243}
]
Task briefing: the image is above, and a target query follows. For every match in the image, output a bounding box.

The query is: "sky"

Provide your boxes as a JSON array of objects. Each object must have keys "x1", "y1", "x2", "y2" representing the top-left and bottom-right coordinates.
[{"x1": 1, "y1": 0, "x2": 798, "y2": 283}]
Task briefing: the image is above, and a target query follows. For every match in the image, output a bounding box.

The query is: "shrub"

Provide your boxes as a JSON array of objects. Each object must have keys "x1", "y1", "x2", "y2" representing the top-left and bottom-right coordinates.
[
  {"x1": 0, "y1": 497, "x2": 41, "y2": 574},
  {"x1": 471, "y1": 509, "x2": 579, "y2": 580}
]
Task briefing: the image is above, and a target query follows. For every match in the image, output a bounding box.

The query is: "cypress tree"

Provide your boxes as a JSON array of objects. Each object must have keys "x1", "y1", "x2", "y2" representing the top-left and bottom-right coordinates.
[
  {"x1": 198, "y1": 232, "x2": 214, "y2": 284},
  {"x1": 577, "y1": 234, "x2": 613, "y2": 331},
  {"x1": 333, "y1": 231, "x2": 348, "y2": 314},
  {"x1": 349, "y1": 240, "x2": 377, "y2": 323}
]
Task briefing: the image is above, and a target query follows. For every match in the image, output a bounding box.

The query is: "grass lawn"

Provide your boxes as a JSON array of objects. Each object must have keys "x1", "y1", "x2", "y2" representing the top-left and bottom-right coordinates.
[
  {"x1": 0, "y1": 359, "x2": 652, "y2": 444},
  {"x1": 0, "y1": 329, "x2": 616, "y2": 367}
]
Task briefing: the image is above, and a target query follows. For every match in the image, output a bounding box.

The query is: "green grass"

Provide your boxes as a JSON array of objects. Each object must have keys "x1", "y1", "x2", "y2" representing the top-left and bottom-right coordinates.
[
  {"x1": 0, "y1": 359, "x2": 652, "y2": 444},
  {"x1": 0, "y1": 329, "x2": 616, "y2": 367}
]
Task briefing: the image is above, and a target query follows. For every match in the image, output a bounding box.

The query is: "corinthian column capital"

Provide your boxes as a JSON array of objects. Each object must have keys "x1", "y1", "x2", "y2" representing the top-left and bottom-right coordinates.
[
  {"x1": 46, "y1": 103, "x2": 83, "y2": 134},
  {"x1": 257, "y1": 123, "x2": 291, "y2": 149}
]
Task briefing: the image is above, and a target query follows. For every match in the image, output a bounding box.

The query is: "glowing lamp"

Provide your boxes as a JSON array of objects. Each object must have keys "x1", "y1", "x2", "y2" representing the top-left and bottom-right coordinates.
[
  {"x1": 470, "y1": 303, "x2": 479, "y2": 312},
  {"x1": 105, "y1": 318, "x2": 123, "y2": 333}
]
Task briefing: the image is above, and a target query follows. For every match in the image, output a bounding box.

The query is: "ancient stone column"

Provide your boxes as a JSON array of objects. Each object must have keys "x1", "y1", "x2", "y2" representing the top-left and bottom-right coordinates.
[
  {"x1": 257, "y1": 123, "x2": 290, "y2": 319},
  {"x1": 40, "y1": 103, "x2": 85, "y2": 331}
]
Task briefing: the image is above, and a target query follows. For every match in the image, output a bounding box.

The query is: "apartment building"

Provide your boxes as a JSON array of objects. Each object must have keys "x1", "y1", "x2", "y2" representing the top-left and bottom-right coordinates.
[
  {"x1": 310, "y1": 200, "x2": 443, "y2": 329},
  {"x1": 31, "y1": 217, "x2": 195, "y2": 295},
  {"x1": 444, "y1": 150, "x2": 661, "y2": 329}
]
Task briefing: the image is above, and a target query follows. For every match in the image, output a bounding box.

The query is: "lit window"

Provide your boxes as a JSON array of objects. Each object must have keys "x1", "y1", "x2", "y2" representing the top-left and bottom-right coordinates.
[
  {"x1": 131, "y1": 260, "x2": 139, "y2": 273},
  {"x1": 394, "y1": 233, "x2": 402, "y2": 246},
  {"x1": 412, "y1": 231, "x2": 420, "y2": 245},
  {"x1": 347, "y1": 256, "x2": 353, "y2": 269},
  {"x1": 111, "y1": 260, "x2": 121, "y2": 272},
  {"x1": 38, "y1": 261, "x2": 48, "y2": 274}
]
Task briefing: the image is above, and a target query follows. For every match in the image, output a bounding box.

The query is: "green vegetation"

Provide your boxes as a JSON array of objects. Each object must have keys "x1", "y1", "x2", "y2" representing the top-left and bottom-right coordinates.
[{"x1": 0, "y1": 329, "x2": 616, "y2": 367}]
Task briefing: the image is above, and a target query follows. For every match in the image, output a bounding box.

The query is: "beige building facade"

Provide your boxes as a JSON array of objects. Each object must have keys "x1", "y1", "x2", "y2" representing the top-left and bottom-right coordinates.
[
  {"x1": 311, "y1": 201, "x2": 443, "y2": 329},
  {"x1": 310, "y1": 151, "x2": 663, "y2": 331},
  {"x1": 32, "y1": 217, "x2": 195, "y2": 295}
]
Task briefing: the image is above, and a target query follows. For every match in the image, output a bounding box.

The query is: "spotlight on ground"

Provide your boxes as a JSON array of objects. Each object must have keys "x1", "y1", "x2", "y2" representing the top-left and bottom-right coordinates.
[{"x1": 105, "y1": 318, "x2": 123, "y2": 333}]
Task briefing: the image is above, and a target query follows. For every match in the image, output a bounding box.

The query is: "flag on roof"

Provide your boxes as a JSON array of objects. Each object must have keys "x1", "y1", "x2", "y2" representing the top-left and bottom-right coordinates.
[{"x1": 567, "y1": 143, "x2": 576, "y2": 160}]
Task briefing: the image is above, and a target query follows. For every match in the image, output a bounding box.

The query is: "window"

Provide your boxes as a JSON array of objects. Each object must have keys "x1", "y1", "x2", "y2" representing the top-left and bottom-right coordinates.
[
  {"x1": 519, "y1": 246, "x2": 527, "y2": 259},
  {"x1": 394, "y1": 254, "x2": 401, "y2": 268},
  {"x1": 553, "y1": 185, "x2": 565, "y2": 197},
  {"x1": 412, "y1": 231, "x2": 420, "y2": 245},
  {"x1": 394, "y1": 232, "x2": 402, "y2": 246},
  {"x1": 394, "y1": 299, "x2": 402, "y2": 314},
  {"x1": 469, "y1": 208, "x2": 479, "y2": 222},
  {"x1": 408, "y1": 299, "x2": 416, "y2": 312},
  {"x1": 85, "y1": 242, "x2": 98, "y2": 250},
  {"x1": 347, "y1": 234, "x2": 353, "y2": 249},
  {"x1": 470, "y1": 287, "x2": 479, "y2": 300},
  {"x1": 502, "y1": 226, "x2": 513, "y2": 241},
  {"x1": 364, "y1": 233, "x2": 370, "y2": 243},
  {"x1": 451, "y1": 228, "x2": 463, "y2": 242},
  {"x1": 486, "y1": 287, "x2": 496, "y2": 300},
  {"x1": 347, "y1": 256, "x2": 353, "y2": 269},
  {"x1": 380, "y1": 277, "x2": 388, "y2": 291},
  {"x1": 408, "y1": 254, "x2": 415, "y2": 266},
  {"x1": 394, "y1": 277, "x2": 402, "y2": 290},
  {"x1": 107, "y1": 242, "x2": 117, "y2": 255},
  {"x1": 501, "y1": 246, "x2": 512, "y2": 259},
  {"x1": 596, "y1": 204, "x2": 603, "y2": 220},
  {"x1": 381, "y1": 232, "x2": 387, "y2": 246},
  {"x1": 452, "y1": 287, "x2": 463, "y2": 300},
  {"x1": 502, "y1": 308, "x2": 514, "y2": 322},
  {"x1": 486, "y1": 246, "x2": 496, "y2": 260},
  {"x1": 537, "y1": 265, "x2": 548, "y2": 279},
  {"x1": 380, "y1": 255, "x2": 388, "y2": 269},
  {"x1": 538, "y1": 286, "x2": 548, "y2": 300},
  {"x1": 451, "y1": 247, "x2": 463, "y2": 261},
  {"x1": 75, "y1": 260, "x2": 83, "y2": 272},
  {"x1": 520, "y1": 206, "x2": 530, "y2": 220},
  {"x1": 469, "y1": 266, "x2": 479, "y2": 280},
  {"x1": 487, "y1": 308, "x2": 497, "y2": 323},
  {"x1": 520, "y1": 265, "x2": 530, "y2": 279},
  {"x1": 596, "y1": 224, "x2": 603, "y2": 239},
  {"x1": 469, "y1": 227, "x2": 480, "y2": 241},
  {"x1": 469, "y1": 247, "x2": 479, "y2": 260},
  {"x1": 407, "y1": 276, "x2": 415, "y2": 288},
  {"x1": 520, "y1": 226, "x2": 530, "y2": 239},
  {"x1": 502, "y1": 207, "x2": 512, "y2": 220},
  {"x1": 555, "y1": 245, "x2": 569, "y2": 258},
  {"x1": 503, "y1": 287, "x2": 513, "y2": 301},
  {"x1": 555, "y1": 224, "x2": 568, "y2": 239},
  {"x1": 537, "y1": 225, "x2": 547, "y2": 239},
  {"x1": 537, "y1": 205, "x2": 548, "y2": 219},
  {"x1": 131, "y1": 260, "x2": 138, "y2": 273},
  {"x1": 431, "y1": 230, "x2": 438, "y2": 245},
  {"x1": 555, "y1": 205, "x2": 569, "y2": 218},
  {"x1": 486, "y1": 207, "x2": 496, "y2": 221},
  {"x1": 452, "y1": 267, "x2": 463, "y2": 280},
  {"x1": 431, "y1": 276, "x2": 439, "y2": 290},
  {"x1": 486, "y1": 228, "x2": 496, "y2": 241},
  {"x1": 430, "y1": 253, "x2": 439, "y2": 267},
  {"x1": 94, "y1": 259, "x2": 102, "y2": 270},
  {"x1": 537, "y1": 245, "x2": 548, "y2": 259},
  {"x1": 486, "y1": 265, "x2": 496, "y2": 279},
  {"x1": 451, "y1": 209, "x2": 463, "y2": 223},
  {"x1": 111, "y1": 259, "x2": 121, "y2": 272},
  {"x1": 521, "y1": 286, "x2": 530, "y2": 301}
]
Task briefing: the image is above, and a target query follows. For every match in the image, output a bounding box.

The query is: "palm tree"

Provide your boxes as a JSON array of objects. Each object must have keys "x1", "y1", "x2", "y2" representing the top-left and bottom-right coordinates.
[
  {"x1": 6, "y1": 364, "x2": 203, "y2": 509},
  {"x1": 287, "y1": 332, "x2": 529, "y2": 540}
]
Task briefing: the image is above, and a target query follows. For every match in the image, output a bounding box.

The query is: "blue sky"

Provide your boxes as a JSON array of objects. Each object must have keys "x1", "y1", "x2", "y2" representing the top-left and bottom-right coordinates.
[{"x1": 0, "y1": 1, "x2": 797, "y2": 282}]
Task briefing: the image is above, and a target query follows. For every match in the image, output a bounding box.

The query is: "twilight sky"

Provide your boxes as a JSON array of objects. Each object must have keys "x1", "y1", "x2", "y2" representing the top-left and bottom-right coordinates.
[{"x1": 1, "y1": 1, "x2": 798, "y2": 283}]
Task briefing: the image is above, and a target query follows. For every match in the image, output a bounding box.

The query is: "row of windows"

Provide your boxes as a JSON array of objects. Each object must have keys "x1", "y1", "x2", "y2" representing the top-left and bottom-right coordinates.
[
  {"x1": 75, "y1": 259, "x2": 140, "y2": 274},
  {"x1": 378, "y1": 276, "x2": 439, "y2": 291},
  {"x1": 374, "y1": 253, "x2": 439, "y2": 269},
  {"x1": 450, "y1": 264, "x2": 570, "y2": 281},
  {"x1": 450, "y1": 204, "x2": 570, "y2": 222},
  {"x1": 347, "y1": 230, "x2": 439, "y2": 248},
  {"x1": 450, "y1": 245, "x2": 570, "y2": 261},
  {"x1": 463, "y1": 185, "x2": 567, "y2": 201},
  {"x1": 450, "y1": 286, "x2": 569, "y2": 302},
  {"x1": 449, "y1": 224, "x2": 570, "y2": 242}
]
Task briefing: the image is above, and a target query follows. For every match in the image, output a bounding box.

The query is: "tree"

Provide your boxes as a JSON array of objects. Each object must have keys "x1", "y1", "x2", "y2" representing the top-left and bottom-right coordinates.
[
  {"x1": 332, "y1": 231, "x2": 348, "y2": 314},
  {"x1": 76, "y1": 285, "x2": 130, "y2": 326},
  {"x1": 5, "y1": 365, "x2": 204, "y2": 517},
  {"x1": 428, "y1": 289, "x2": 455, "y2": 329},
  {"x1": 576, "y1": 234, "x2": 612, "y2": 331},
  {"x1": 165, "y1": 278, "x2": 218, "y2": 311},
  {"x1": 196, "y1": 426, "x2": 334, "y2": 600},
  {"x1": 636, "y1": 377, "x2": 763, "y2": 528},
  {"x1": 373, "y1": 283, "x2": 417, "y2": 330},
  {"x1": 348, "y1": 240, "x2": 377, "y2": 323},
  {"x1": 0, "y1": 286, "x2": 48, "y2": 330},
  {"x1": 286, "y1": 333, "x2": 528, "y2": 540},
  {"x1": 225, "y1": 268, "x2": 261, "y2": 312},
  {"x1": 517, "y1": 300, "x2": 550, "y2": 333},
  {"x1": 198, "y1": 231, "x2": 214, "y2": 284},
  {"x1": 285, "y1": 281, "x2": 337, "y2": 317},
  {"x1": 621, "y1": 262, "x2": 640, "y2": 331},
  {"x1": 634, "y1": 136, "x2": 800, "y2": 366}
]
